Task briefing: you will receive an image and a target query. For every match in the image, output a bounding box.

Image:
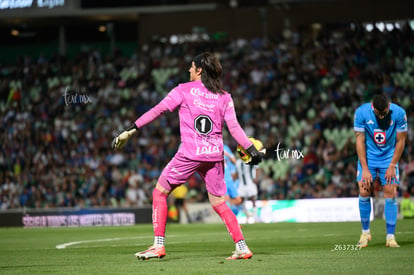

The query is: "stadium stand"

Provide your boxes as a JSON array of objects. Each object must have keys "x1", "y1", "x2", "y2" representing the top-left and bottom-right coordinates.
[{"x1": 1, "y1": 14, "x2": 414, "y2": 209}]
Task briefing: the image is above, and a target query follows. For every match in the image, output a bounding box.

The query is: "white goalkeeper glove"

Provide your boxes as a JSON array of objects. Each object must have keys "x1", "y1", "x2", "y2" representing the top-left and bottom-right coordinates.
[{"x1": 112, "y1": 125, "x2": 138, "y2": 150}]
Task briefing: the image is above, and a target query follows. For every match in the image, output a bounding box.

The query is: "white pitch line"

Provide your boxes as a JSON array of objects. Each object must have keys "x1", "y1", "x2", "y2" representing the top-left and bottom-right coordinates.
[
  {"x1": 396, "y1": 231, "x2": 414, "y2": 234},
  {"x1": 56, "y1": 236, "x2": 150, "y2": 249},
  {"x1": 55, "y1": 232, "x2": 230, "y2": 250}
]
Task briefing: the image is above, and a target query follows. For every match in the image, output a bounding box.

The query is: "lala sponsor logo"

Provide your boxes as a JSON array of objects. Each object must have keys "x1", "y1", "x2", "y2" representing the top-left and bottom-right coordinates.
[
  {"x1": 196, "y1": 145, "x2": 219, "y2": 155},
  {"x1": 195, "y1": 136, "x2": 220, "y2": 155}
]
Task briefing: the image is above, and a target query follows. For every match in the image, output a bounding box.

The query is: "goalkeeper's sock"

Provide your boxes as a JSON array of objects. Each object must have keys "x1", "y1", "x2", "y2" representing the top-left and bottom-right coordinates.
[
  {"x1": 385, "y1": 198, "x2": 397, "y2": 235},
  {"x1": 359, "y1": 195, "x2": 371, "y2": 231},
  {"x1": 152, "y1": 188, "x2": 168, "y2": 238},
  {"x1": 236, "y1": 240, "x2": 248, "y2": 251},
  {"x1": 153, "y1": 236, "x2": 165, "y2": 247},
  {"x1": 213, "y1": 202, "x2": 244, "y2": 243}
]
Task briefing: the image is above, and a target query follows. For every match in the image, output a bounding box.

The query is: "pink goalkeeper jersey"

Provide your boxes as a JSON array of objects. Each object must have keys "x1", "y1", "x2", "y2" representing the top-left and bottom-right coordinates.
[{"x1": 135, "y1": 80, "x2": 252, "y2": 162}]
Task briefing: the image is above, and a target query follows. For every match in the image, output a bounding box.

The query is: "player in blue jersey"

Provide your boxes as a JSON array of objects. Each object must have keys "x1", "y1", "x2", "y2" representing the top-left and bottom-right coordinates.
[
  {"x1": 354, "y1": 94, "x2": 408, "y2": 248},
  {"x1": 224, "y1": 144, "x2": 242, "y2": 215}
]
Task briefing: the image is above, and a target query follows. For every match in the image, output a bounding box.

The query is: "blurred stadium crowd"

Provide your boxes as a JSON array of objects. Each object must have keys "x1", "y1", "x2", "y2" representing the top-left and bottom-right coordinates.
[{"x1": 1, "y1": 23, "x2": 414, "y2": 210}]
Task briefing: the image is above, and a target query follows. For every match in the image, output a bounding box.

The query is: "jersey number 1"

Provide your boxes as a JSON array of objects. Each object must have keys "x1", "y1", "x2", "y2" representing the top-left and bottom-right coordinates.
[{"x1": 194, "y1": 115, "x2": 212, "y2": 135}]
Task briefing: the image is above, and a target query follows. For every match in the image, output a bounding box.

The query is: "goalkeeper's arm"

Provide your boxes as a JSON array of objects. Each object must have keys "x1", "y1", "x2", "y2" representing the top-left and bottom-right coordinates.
[
  {"x1": 112, "y1": 124, "x2": 138, "y2": 150},
  {"x1": 226, "y1": 119, "x2": 264, "y2": 165}
]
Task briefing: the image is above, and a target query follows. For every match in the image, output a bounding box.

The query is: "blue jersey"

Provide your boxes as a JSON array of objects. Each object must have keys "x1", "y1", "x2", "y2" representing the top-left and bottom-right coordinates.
[{"x1": 354, "y1": 102, "x2": 407, "y2": 168}]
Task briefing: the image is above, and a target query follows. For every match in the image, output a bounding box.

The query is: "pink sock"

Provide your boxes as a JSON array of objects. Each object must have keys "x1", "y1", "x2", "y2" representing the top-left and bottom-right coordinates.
[
  {"x1": 152, "y1": 188, "x2": 168, "y2": 237},
  {"x1": 213, "y1": 202, "x2": 244, "y2": 243}
]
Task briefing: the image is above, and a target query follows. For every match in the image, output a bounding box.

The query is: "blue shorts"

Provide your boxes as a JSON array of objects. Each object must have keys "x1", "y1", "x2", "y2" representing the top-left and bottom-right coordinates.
[
  {"x1": 356, "y1": 161, "x2": 400, "y2": 185},
  {"x1": 226, "y1": 179, "x2": 239, "y2": 199}
]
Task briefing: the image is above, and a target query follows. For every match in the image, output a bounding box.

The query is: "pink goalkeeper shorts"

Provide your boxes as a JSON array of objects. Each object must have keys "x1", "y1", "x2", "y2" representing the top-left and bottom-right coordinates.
[{"x1": 158, "y1": 151, "x2": 226, "y2": 196}]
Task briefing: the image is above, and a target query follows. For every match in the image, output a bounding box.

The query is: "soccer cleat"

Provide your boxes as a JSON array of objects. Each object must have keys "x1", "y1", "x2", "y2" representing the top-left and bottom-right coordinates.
[
  {"x1": 386, "y1": 237, "x2": 400, "y2": 248},
  {"x1": 134, "y1": 245, "x2": 166, "y2": 260},
  {"x1": 357, "y1": 232, "x2": 372, "y2": 248},
  {"x1": 226, "y1": 248, "x2": 253, "y2": 260}
]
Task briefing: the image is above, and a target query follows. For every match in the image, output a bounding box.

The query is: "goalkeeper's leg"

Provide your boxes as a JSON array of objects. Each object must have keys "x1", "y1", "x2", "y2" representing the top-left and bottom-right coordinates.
[
  {"x1": 135, "y1": 185, "x2": 169, "y2": 260},
  {"x1": 209, "y1": 193, "x2": 252, "y2": 260}
]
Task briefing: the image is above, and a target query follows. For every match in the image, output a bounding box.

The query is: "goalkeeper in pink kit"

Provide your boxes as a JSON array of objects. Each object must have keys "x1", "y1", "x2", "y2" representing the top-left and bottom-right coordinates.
[{"x1": 112, "y1": 52, "x2": 264, "y2": 260}]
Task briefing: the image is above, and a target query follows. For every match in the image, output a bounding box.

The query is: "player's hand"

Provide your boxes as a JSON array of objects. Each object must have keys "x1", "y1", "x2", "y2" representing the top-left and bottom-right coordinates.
[
  {"x1": 112, "y1": 127, "x2": 137, "y2": 150},
  {"x1": 385, "y1": 165, "x2": 397, "y2": 185},
  {"x1": 246, "y1": 145, "x2": 265, "y2": 166},
  {"x1": 360, "y1": 170, "x2": 373, "y2": 192}
]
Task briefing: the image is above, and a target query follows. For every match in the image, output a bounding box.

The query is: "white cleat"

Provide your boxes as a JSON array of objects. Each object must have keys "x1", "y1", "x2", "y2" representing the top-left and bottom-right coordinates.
[
  {"x1": 357, "y1": 232, "x2": 371, "y2": 248},
  {"x1": 134, "y1": 245, "x2": 166, "y2": 260}
]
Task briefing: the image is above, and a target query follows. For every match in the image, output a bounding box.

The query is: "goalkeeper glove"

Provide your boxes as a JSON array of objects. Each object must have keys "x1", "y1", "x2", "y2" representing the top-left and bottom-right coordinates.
[
  {"x1": 246, "y1": 145, "x2": 265, "y2": 165},
  {"x1": 112, "y1": 125, "x2": 138, "y2": 150}
]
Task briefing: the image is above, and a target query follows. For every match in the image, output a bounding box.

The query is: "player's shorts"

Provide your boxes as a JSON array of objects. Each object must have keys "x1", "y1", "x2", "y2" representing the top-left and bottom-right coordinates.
[
  {"x1": 159, "y1": 151, "x2": 226, "y2": 196},
  {"x1": 226, "y1": 179, "x2": 239, "y2": 199},
  {"x1": 357, "y1": 160, "x2": 400, "y2": 185},
  {"x1": 174, "y1": 198, "x2": 185, "y2": 207},
  {"x1": 238, "y1": 182, "x2": 258, "y2": 199}
]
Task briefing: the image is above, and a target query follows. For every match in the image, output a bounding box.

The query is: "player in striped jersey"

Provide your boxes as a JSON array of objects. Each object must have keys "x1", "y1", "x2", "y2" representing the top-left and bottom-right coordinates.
[{"x1": 236, "y1": 159, "x2": 260, "y2": 224}]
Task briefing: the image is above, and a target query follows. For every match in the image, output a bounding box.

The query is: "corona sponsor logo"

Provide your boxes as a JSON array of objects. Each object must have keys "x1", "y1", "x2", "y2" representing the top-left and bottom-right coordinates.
[{"x1": 190, "y1": 88, "x2": 218, "y2": 99}]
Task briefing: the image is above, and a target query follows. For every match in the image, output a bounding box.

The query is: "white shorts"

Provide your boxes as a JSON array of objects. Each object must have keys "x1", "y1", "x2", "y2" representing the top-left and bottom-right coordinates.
[{"x1": 238, "y1": 182, "x2": 258, "y2": 199}]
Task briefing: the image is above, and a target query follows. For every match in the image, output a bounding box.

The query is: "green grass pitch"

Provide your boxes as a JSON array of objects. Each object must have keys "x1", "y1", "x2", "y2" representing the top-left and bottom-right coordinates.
[{"x1": 0, "y1": 219, "x2": 413, "y2": 274}]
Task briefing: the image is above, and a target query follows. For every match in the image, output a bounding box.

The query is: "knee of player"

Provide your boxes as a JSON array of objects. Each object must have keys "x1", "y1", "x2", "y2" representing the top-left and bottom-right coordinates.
[
  {"x1": 383, "y1": 185, "x2": 398, "y2": 198},
  {"x1": 358, "y1": 185, "x2": 371, "y2": 197},
  {"x1": 359, "y1": 190, "x2": 371, "y2": 197},
  {"x1": 234, "y1": 197, "x2": 242, "y2": 205}
]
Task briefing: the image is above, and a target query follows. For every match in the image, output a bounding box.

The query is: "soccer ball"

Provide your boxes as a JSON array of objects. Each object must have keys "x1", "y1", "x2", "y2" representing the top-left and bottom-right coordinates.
[{"x1": 237, "y1": 137, "x2": 265, "y2": 163}]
